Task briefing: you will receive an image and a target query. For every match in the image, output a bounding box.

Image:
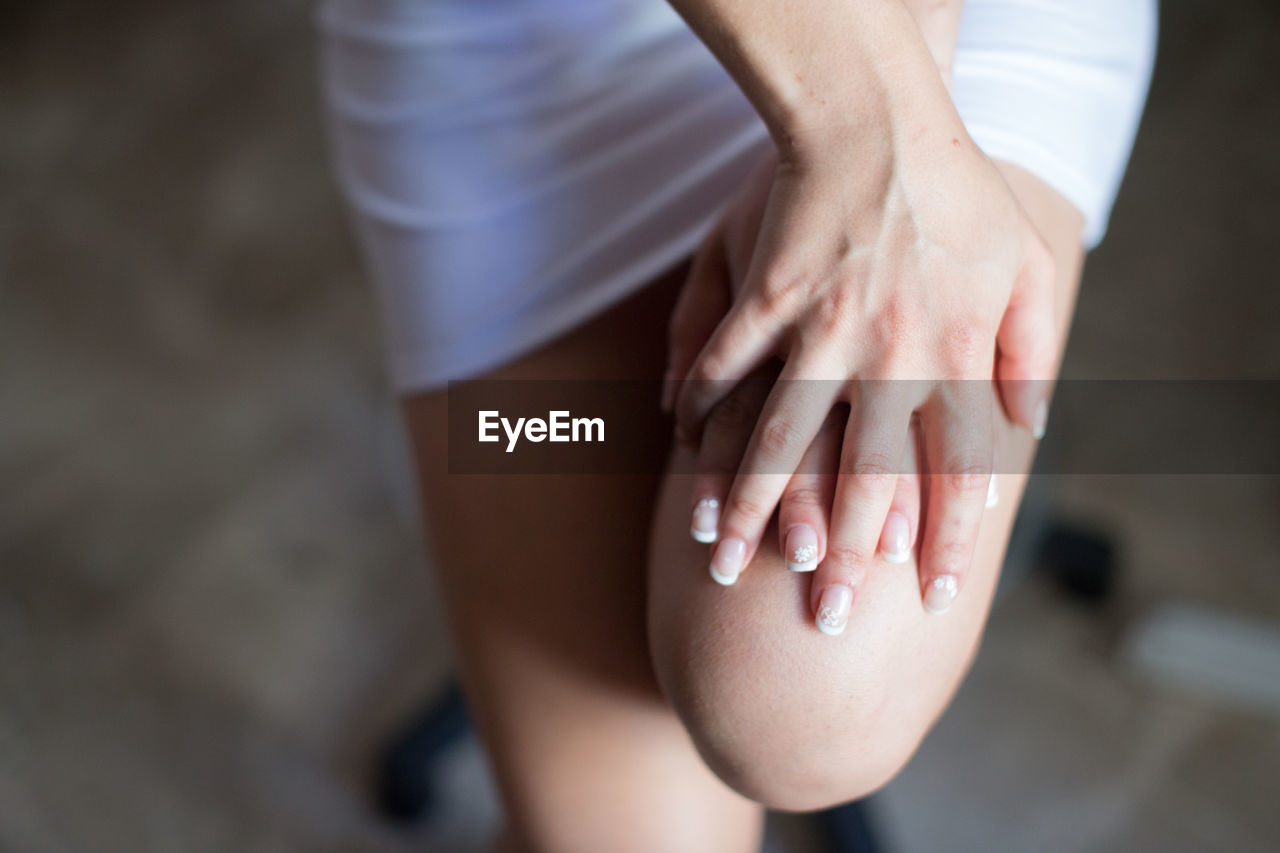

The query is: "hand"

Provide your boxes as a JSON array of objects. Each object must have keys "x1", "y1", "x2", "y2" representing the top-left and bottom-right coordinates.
[
  {"x1": 670, "y1": 149, "x2": 935, "y2": 612},
  {"x1": 664, "y1": 111, "x2": 1053, "y2": 617},
  {"x1": 685, "y1": 358, "x2": 939, "y2": 635}
]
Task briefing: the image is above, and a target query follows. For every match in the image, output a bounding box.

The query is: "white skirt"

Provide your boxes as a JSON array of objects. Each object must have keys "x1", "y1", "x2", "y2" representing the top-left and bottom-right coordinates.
[{"x1": 317, "y1": 0, "x2": 1156, "y2": 392}]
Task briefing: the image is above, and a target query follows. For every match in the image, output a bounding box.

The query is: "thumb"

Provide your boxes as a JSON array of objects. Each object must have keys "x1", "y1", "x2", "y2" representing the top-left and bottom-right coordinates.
[
  {"x1": 995, "y1": 234, "x2": 1057, "y2": 438},
  {"x1": 662, "y1": 223, "x2": 731, "y2": 412}
]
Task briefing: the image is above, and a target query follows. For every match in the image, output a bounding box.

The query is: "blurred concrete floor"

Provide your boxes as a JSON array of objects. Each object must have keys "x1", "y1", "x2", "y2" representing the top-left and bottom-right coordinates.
[{"x1": 1, "y1": 1, "x2": 1277, "y2": 851}]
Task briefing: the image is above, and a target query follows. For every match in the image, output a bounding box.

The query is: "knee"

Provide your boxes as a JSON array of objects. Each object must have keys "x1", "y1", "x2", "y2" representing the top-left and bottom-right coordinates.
[
  {"x1": 648, "y1": 532, "x2": 985, "y2": 811},
  {"x1": 649, "y1": 589, "x2": 913, "y2": 809}
]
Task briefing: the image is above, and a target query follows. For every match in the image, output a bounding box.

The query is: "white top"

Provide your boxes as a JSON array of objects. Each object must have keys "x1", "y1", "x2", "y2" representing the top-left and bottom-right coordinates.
[{"x1": 317, "y1": 0, "x2": 1156, "y2": 392}]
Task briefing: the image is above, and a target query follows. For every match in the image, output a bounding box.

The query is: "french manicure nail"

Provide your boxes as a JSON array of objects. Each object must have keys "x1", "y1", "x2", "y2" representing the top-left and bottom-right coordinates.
[
  {"x1": 986, "y1": 473, "x2": 999, "y2": 508},
  {"x1": 880, "y1": 512, "x2": 912, "y2": 564},
  {"x1": 923, "y1": 574, "x2": 959, "y2": 615},
  {"x1": 709, "y1": 537, "x2": 745, "y2": 586},
  {"x1": 785, "y1": 525, "x2": 819, "y2": 572},
  {"x1": 815, "y1": 584, "x2": 853, "y2": 636},
  {"x1": 1033, "y1": 398, "x2": 1048, "y2": 440},
  {"x1": 690, "y1": 497, "x2": 719, "y2": 544}
]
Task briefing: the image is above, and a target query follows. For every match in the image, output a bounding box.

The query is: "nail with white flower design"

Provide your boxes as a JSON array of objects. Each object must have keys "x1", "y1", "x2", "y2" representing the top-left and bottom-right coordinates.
[
  {"x1": 923, "y1": 574, "x2": 959, "y2": 615},
  {"x1": 814, "y1": 584, "x2": 853, "y2": 636},
  {"x1": 690, "y1": 497, "x2": 719, "y2": 544},
  {"x1": 785, "y1": 524, "x2": 819, "y2": 572}
]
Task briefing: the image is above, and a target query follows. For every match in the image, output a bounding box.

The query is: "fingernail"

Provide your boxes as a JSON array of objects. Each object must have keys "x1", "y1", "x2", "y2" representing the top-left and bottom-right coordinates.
[
  {"x1": 880, "y1": 512, "x2": 912, "y2": 564},
  {"x1": 986, "y1": 473, "x2": 999, "y2": 508},
  {"x1": 1033, "y1": 398, "x2": 1048, "y2": 440},
  {"x1": 709, "y1": 537, "x2": 745, "y2": 586},
  {"x1": 785, "y1": 525, "x2": 819, "y2": 572},
  {"x1": 690, "y1": 497, "x2": 719, "y2": 543},
  {"x1": 923, "y1": 574, "x2": 959, "y2": 615},
  {"x1": 815, "y1": 584, "x2": 853, "y2": 636}
]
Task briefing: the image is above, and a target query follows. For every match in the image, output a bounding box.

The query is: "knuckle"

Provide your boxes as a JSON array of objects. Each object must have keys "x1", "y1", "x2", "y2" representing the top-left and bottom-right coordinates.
[
  {"x1": 870, "y1": 296, "x2": 912, "y2": 350},
  {"x1": 782, "y1": 483, "x2": 825, "y2": 511},
  {"x1": 754, "y1": 286, "x2": 785, "y2": 319},
  {"x1": 726, "y1": 495, "x2": 771, "y2": 526},
  {"x1": 756, "y1": 266, "x2": 803, "y2": 316},
  {"x1": 812, "y1": 286, "x2": 856, "y2": 335},
  {"x1": 825, "y1": 543, "x2": 875, "y2": 570},
  {"x1": 691, "y1": 350, "x2": 726, "y2": 383},
  {"x1": 869, "y1": 347, "x2": 917, "y2": 382},
  {"x1": 758, "y1": 417, "x2": 800, "y2": 457},
  {"x1": 843, "y1": 451, "x2": 897, "y2": 491},
  {"x1": 939, "y1": 451, "x2": 992, "y2": 493},
  {"x1": 940, "y1": 317, "x2": 987, "y2": 370}
]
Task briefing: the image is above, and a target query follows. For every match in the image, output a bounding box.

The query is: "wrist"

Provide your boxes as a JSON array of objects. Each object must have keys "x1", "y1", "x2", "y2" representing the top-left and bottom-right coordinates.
[
  {"x1": 668, "y1": 0, "x2": 960, "y2": 163},
  {"x1": 757, "y1": 4, "x2": 957, "y2": 162},
  {"x1": 773, "y1": 73, "x2": 961, "y2": 172}
]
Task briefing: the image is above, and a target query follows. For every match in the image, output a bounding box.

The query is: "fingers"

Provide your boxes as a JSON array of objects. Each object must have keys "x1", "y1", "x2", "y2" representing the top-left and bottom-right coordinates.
[
  {"x1": 995, "y1": 228, "x2": 1057, "y2": 439},
  {"x1": 879, "y1": 415, "x2": 923, "y2": 565},
  {"x1": 672, "y1": 297, "x2": 780, "y2": 445},
  {"x1": 916, "y1": 380, "x2": 996, "y2": 616},
  {"x1": 663, "y1": 223, "x2": 733, "y2": 412},
  {"x1": 685, "y1": 370, "x2": 775, "y2": 583},
  {"x1": 713, "y1": 350, "x2": 840, "y2": 579},
  {"x1": 775, "y1": 408, "x2": 843, "y2": 572},
  {"x1": 808, "y1": 384, "x2": 916, "y2": 635}
]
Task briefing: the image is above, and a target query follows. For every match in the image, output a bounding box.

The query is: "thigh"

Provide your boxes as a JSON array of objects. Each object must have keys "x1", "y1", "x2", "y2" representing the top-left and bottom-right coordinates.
[
  {"x1": 647, "y1": 163, "x2": 1087, "y2": 810},
  {"x1": 402, "y1": 261, "x2": 763, "y2": 852}
]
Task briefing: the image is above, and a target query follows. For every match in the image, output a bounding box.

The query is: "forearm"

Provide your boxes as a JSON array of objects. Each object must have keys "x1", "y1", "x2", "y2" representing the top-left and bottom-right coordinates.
[
  {"x1": 665, "y1": 0, "x2": 956, "y2": 153},
  {"x1": 901, "y1": 0, "x2": 964, "y2": 88}
]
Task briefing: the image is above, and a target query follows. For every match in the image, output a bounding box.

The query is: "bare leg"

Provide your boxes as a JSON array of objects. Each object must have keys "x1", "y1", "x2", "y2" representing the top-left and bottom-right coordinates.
[
  {"x1": 647, "y1": 162, "x2": 1086, "y2": 810},
  {"x1": 402, "y1": 161, "x2": 1083, "y2": 841},
  {"x1": 402, "y1": 263, "x2": 763, "y2": 852}
]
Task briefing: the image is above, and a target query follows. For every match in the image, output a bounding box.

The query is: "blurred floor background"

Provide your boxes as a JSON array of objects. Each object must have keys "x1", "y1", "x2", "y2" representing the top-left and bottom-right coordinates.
[{"x1": 1, "y1": 1, "x2": 1277, "y2": 851}]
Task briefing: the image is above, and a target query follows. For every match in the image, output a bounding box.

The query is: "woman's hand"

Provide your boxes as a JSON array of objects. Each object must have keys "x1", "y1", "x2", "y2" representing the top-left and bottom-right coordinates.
[
  {"x1": 664, "y1": 111, "x2": 1052, "y2": 616},
  {"x1": 685, "y1": 358, "x2": 933, "y2": 635}
]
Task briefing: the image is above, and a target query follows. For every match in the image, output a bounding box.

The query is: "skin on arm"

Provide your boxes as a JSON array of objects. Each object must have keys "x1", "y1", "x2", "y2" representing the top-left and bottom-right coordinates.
[
  {"x1": 664, "y1": 0, "x2": 949, "y2": 142},
  {"x1": 901, "y1": 0, "x2": 965, "y2": 88},
  {"x1": 648, "y1": 161, "x2": 1084, "y2": 810}
]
